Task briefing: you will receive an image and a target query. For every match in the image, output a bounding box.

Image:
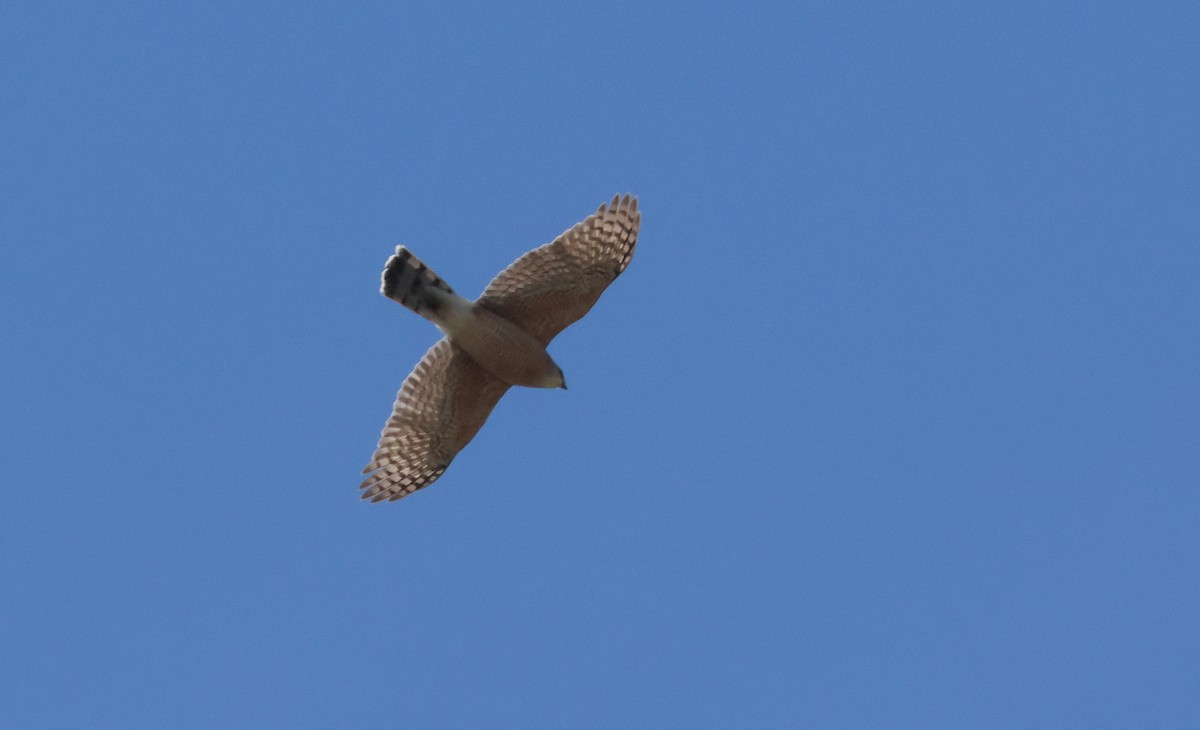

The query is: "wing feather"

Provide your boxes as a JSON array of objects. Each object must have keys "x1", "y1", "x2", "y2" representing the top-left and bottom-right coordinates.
[
  {"x1": 476, "y1": 194, "x2": 640, "y2": 344},
  {"x1": 360, "y1": 338, "x2": 511, "y2": 502}
]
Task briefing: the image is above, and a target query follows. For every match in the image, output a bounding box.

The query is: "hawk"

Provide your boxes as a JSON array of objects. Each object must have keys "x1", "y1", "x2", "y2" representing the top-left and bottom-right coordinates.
[{"x1": 360, "y1": 194, "x2": 641, "y2": 502}]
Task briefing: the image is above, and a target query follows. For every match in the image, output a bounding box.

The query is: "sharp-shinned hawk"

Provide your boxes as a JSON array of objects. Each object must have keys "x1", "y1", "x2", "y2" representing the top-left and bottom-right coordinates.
[{"x1": 360, "y1": 194, "x2": 641, "y2": 502}]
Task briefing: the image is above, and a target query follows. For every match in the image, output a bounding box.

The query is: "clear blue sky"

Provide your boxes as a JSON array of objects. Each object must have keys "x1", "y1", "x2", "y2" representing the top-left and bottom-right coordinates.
[{"x1": 3, "y1": 1, "x2": 1197, "y2": 727}]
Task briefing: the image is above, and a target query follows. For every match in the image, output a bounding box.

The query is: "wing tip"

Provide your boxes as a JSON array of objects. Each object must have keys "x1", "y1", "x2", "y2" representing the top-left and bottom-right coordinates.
[
  {"x1": 600, "y1": 193, "x2": 638, "y2": 216},
  {"x1": 358, "y1": 480, "x2": 393, "y2": 503}
]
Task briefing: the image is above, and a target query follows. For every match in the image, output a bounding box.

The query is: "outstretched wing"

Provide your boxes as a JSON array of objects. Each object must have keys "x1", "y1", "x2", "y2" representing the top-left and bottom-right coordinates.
[
  {"x1": 360, "y1": 338, "x2": 511, "y2": 502},
  {"x1": 476, "y1": 194, "x2": 640, "y2": 344}
]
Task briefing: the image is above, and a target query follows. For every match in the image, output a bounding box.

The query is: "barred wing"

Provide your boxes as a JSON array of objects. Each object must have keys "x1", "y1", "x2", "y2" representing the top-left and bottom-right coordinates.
[
  {"x1": 360, "y1": 338, "x2": 511, "y2": 502},
  {"x1": 476, "y1": 194, "x2": 640, "y2": 344}
]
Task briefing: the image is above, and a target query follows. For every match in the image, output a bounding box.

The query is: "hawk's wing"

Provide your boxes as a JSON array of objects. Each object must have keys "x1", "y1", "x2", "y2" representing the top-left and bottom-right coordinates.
[
  {"x1": 476, "y1": 194, "x2": 640, "y2": 345},
  {"x1": 360, "y1": 338, "x2": 511, "y2": 502}
]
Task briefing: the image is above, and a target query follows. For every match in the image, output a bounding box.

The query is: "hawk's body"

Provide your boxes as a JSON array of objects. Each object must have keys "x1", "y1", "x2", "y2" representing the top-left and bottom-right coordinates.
[{"x1": 360, "y1": 194, "x2": 640, "y2": 502}]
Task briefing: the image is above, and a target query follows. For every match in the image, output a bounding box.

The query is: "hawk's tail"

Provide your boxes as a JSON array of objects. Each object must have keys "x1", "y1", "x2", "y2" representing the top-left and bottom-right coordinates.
[{"x1": 381, "y1": 247, "x2": 456, "y2": 321}]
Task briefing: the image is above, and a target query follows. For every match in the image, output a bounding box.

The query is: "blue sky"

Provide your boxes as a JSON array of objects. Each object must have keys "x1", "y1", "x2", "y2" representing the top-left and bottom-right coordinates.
[{"x1": 3, "y1": 1, "x2": 1198, "y2": 727}]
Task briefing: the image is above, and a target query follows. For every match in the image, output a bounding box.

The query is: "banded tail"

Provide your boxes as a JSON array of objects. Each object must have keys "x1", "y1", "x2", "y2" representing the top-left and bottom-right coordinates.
[{"x1": 381, "y1": 247, "x2": 456, "y2": 322}]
